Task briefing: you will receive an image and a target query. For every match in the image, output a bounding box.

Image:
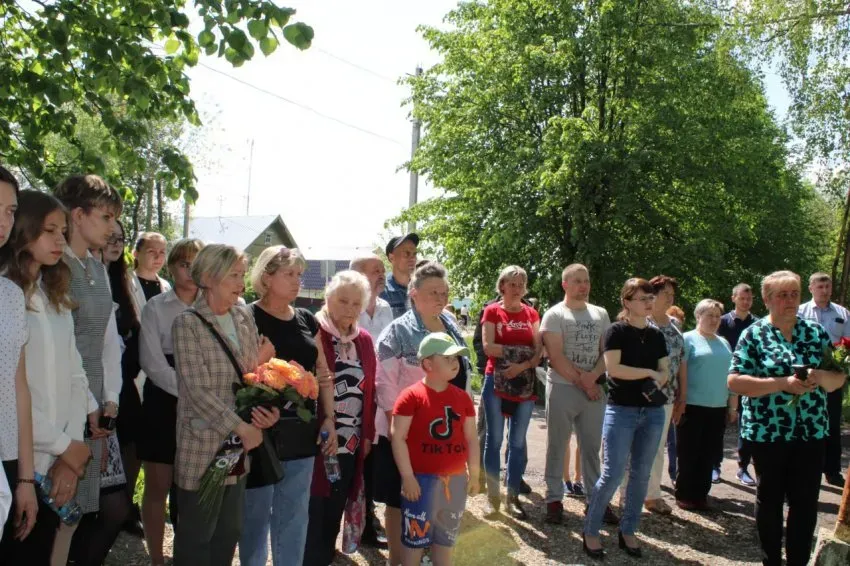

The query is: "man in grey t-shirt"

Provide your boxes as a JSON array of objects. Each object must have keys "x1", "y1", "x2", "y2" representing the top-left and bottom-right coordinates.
[{"x1": 541, "y1": 264, "x2": 615, "y2": 525}]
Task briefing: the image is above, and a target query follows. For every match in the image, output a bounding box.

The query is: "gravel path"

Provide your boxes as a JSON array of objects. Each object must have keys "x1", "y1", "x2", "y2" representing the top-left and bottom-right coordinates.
[{"x1": 106, "y1": 402, "x2": 847, "y2": 565}]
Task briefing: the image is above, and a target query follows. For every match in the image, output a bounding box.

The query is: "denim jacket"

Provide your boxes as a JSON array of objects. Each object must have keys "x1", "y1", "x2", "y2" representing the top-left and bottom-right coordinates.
[{"x1": 374, "y1": 309, "x2": 472, "y2": 439}]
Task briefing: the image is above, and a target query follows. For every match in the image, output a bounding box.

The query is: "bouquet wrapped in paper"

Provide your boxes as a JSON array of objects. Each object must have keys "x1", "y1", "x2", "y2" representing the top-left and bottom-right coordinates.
[{"x1": 198, "y1": 358, "x2": 319, "y2": 513}]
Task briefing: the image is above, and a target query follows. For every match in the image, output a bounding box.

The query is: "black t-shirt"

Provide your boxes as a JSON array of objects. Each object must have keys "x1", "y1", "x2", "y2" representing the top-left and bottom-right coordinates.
[
  {"x1": 250, "y1": 303, "x2": 319, "y2": 372},
  {"x1": 602, "y1": 321, "x2": 669, "y2": 407},
  {"x1": 138, "y1": 276, "x2": 164, "y2": 302}
]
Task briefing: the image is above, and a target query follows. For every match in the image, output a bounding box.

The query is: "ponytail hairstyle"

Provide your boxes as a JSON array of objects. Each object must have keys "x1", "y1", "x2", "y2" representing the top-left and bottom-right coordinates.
[
  {"x1": 0, "y1": 191, "x2": 73, "y2": 311},
  {"x1": 133, "y1": 231, "x2": 167, "y2": 268},
  {"x1": 105, "y1": 221, "x2": 139, "y2": 337},
  {"x1": 616, "y1": 277, "x2": 655, "y2": 322}
]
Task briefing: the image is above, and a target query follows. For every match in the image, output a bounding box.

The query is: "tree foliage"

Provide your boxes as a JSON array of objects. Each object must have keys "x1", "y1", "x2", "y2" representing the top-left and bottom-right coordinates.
[
  {"x1": 0, "y1": 0, "x2": 312, "y2": 202},
  {"x1": 401, "y1": 0, "x2": 832, "y2": 314}
]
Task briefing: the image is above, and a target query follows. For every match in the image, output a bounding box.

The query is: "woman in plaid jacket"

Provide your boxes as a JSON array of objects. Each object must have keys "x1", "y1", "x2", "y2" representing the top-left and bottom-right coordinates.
[{"x1": 170, "y1": 244, "x2": 276, "y2": 566}]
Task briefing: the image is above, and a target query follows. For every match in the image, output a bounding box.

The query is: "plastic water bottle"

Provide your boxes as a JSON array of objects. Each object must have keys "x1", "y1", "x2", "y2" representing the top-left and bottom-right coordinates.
[
  {"x1": 320, "y1": 430, "x2": 341, "y2": 482},
  {"x1": 34, "y1": 472, "x2": 82, "y2": 525}
]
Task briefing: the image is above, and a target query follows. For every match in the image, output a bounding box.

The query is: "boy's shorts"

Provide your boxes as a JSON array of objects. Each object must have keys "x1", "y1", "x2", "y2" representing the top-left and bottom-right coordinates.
[{"x1": 401, "y1": 473, "x2": 467, "y2": 548}]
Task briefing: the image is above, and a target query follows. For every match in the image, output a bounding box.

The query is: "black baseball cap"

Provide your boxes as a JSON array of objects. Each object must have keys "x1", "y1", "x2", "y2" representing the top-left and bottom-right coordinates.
[{"x1": 385, "y1": 233, "x2": 420, "y2": 257}]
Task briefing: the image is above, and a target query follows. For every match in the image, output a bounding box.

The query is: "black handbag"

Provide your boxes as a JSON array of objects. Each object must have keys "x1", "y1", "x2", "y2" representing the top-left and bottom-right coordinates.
[
  {"x1": 270, "y1": 401, "x2": 320, "y2": 461},
  {"x1": 189, "y1": 310, "x2": 285, "y2": 488}
]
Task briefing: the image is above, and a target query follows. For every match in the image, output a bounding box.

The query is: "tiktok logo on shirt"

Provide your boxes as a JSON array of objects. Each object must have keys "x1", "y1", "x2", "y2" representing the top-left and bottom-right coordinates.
[{"x1": 423, "y1": 406, "x2": 465, "y2": 455}]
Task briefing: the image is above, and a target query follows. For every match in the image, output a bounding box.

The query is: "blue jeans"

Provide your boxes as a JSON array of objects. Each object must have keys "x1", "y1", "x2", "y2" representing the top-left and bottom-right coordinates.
[
  {"x1": 239, "y1": 456, "x2": 315, "y2": 566},
  {"x1": 585, "y1": 405, "x2": 666, "y2": 536},
  {"x1": 667, "y1": 422, "x2": 677, "y2": 480},
  {"x1": 482, "y1": 374, "x2": 534, "y2": 497}
]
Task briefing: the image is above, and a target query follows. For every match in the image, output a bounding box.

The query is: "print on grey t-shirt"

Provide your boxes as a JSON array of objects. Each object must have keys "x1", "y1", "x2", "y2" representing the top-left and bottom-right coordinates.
[{"x1": 540, "y1": 303, "x2": 611, "y2": 385}]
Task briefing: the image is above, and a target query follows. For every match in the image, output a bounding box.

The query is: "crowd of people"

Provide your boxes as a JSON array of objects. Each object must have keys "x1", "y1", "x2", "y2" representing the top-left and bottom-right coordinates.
[{"x1": 0, "y1": 166, "x2": 846, "y2": 566}]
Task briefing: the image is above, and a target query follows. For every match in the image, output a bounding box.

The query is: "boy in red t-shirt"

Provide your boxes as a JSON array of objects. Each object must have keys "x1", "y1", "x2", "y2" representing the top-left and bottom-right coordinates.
[{"x1": 391, "y1": 333, "x2": 479, "y2": 566}]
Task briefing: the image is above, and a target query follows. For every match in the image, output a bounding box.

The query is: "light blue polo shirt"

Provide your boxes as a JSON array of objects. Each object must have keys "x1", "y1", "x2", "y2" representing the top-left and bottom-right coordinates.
[
  {"x1": 683, "y1": 330, "x2": 732, "y2": 408},
  {"x1": 798, "y1": 300, "x2": 850, "y2": 344}
]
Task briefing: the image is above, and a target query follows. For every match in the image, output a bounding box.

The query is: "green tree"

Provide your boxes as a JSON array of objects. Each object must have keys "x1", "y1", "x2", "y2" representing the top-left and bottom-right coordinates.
[
  {"x1": 401, "y1": 0, "x2": 832, "y2": 314},
  {"x1": 0, "y1": 0, "x2": 313, "y2": 202}
]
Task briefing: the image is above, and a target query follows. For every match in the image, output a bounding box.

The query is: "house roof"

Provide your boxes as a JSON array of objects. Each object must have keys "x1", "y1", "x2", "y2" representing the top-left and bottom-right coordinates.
[{"x1": 188, "y1": 215, "x2": 298, "y2": 251}]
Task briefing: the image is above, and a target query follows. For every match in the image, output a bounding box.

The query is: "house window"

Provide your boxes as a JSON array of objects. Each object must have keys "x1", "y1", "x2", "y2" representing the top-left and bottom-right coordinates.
[{"x1": 264, "y1": 232, "x2": 272, "y2": 245}]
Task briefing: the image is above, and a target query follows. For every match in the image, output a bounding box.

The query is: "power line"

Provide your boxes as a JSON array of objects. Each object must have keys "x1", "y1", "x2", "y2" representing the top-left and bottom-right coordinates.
[
  {"x1": 313, "y1": 47, "x2": 399, "y2": 83},
  {"x1": 195, "y1": 61, "x2": 406, "y2": 147}
]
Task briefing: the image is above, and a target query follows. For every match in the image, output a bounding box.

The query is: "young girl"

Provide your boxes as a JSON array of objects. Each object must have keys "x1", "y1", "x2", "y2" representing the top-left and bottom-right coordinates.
[
  {"x1": 52, "y1": 174, "x2": 131, "y2": 565},
  {"x1": 0, "y1": 168, "x2": 37, "y2": 561},
  {"x1": 138, "y1": 238, "x2": 203, "y2": 566},
  {"x1": 0, "y1": 190, "x2": 95, "y2": 564}
]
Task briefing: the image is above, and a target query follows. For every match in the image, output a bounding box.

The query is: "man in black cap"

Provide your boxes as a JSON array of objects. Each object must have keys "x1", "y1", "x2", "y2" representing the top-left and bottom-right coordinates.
[{"x1": 380, "y1": 233, "x2": 419, "y2": 319}]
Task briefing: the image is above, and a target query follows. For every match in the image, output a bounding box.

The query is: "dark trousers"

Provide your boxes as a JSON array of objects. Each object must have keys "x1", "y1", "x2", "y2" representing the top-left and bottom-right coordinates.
[
  {"x1": 304, "y1": 452, "x2": 357, "y2": 566},
  {"x1": 361, "y1": 449, "x2": 379, "y2": 536},
  {"x1": 824, "y1": 388, "x2": 844, "y2": 475},
  {"x1": 0, "y1": 460, "x2": 61, "y2": 566},
  {"x1": 174, "y1": 477, "x2": 246, "y2": 566},
  {"x1": 751, "y1": 439, "x2": 824, "y2": 566},
  {"x1": 675, "y1": 405, "x2": 726, "y2": 503},
  {"x1": 716, "y1": 402, "x2": 751, "y2": 469}
]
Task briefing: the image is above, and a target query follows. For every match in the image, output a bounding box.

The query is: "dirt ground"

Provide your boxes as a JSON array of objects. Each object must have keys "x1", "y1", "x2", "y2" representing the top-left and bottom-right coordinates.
[{"x1": 106, "y1": 401, "x2": 848, "y2": 565}]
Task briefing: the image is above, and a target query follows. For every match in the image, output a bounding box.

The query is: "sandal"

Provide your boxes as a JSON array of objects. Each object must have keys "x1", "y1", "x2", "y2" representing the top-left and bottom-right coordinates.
[{"x1": 644, "y1": 498, "x2": 672, "y2": 515}]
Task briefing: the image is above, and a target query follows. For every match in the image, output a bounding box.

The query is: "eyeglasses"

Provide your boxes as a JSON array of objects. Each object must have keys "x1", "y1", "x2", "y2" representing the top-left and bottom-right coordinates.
[
  {"x1": 773, "y1": 291, "x2": 800, "y2": 301},
  {"x1": 630, "y1": 295, "x2": 656, "y2": 303},
  {"x1": 106, "y1": 237, "x2": 124, "y2": 245}
]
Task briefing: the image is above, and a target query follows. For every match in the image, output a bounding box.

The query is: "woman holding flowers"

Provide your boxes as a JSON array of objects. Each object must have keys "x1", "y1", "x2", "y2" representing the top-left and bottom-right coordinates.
[
  {"x1": 304, "y1": 270, "x2": 377, "y2": 566},
  {"x1": 137, "y1": 238, "x2": 203, "y2": 566},
  {"x1": 375, "y1": 261, "x2": 472, "y2": 565},
  {"x1": 240, "y1": 246, "x2": 336, "y2": 566},
  {"x1": 728, "y1": 270, "x2": 847, "y2": 566},
  {"x1": 171, "y1": 244, "x2": 276, "y2": 566}
]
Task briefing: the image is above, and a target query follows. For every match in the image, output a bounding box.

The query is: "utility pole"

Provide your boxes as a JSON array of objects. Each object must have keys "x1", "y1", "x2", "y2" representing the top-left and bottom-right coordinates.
[
  {"x1": 246, "y1": 138, "x2": 254, "y2": 216},
  {"x1": 408, "y1": 66, "x2": 422, "y2": 234}
]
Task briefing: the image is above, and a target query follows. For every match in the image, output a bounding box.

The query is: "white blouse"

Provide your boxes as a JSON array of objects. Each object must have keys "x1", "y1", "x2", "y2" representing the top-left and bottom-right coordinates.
[
  {"x1": 26, "y1": 284, "x2": 96, "y2": 475},
  {"x1": 0, "y1": 276, "x2": 26, "y2": 462},
  {"x1": 139, "y1": 289, "x2": 192, "y2": 398}
]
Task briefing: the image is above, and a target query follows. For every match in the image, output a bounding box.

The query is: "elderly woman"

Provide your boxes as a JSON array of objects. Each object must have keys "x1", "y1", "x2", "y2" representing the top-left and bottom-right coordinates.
[
  {"x1": 240, "y1": 246, "x2": 335, "y2": 566},
  {"x1": 481, "y1": 265, "x2": 542, "y2": 520},
  {"x1": 674, "y1": 299, "x2": 735, "y2": 511},
  {"x1": 303, "y1": 270, "x2": 377, "y2": 566},
  {"x1": 171, "y1": 244, "x2": 277, "y2": 566},
  {"x1": 584, "y1": 278, "x2": 669, "y2": 560},
  {"x1": 728, "y1": 270, "x2": 846, "y2": 566},
  {"x1": 138, "y1": 238, "x2": 203, "y2": 566},
  {"x1": 375, "y1": 261, "x2": 472, "y2": 566}
]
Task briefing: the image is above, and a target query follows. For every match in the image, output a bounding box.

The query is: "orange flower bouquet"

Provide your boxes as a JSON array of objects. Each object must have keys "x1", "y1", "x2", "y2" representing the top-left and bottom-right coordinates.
[{"x1": 198, "y1": 359, "x2": 319, "y2": 513}]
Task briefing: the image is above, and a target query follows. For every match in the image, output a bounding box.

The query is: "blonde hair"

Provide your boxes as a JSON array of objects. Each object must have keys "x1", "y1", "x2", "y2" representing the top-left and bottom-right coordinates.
[
  {"x1": 250, "y1": 246, "x2": 307, "y2": 299},
  {"x1": 561, "y1": 263, "x2": 588, "y2": 282},
  {"x1": 134, "y1": 231, "x2": 167, "y2": 252},
  {"x1": 191, "y1": 244, "x2": 247, "y2": 289},
  {"x1": 496, "y1": 265, "x2": 528, "y2": 295},
  {"x1": 323, "y1": 270, "x2": 370, "y2": 308},
  {"x1": 761, "y1": 270, "x2": 801, "y2": 300},
  {"x1": 694, "y1": 299, "x2": 724, "y2": 319},
  {"x1": 349, "y1": 253, "x2": 384, "y2": 273}
]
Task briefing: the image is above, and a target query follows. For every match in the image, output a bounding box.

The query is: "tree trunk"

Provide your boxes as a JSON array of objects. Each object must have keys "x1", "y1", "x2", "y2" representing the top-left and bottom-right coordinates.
[
  {"x1": 156, "y1": 179, "x2": 163, "y2": 231},
  {"x1": 145, "y1": 177, "x2": 153, "y2": 232},
  {"x1": 834, "y1": 188, "x2": 850, "y2": 303}
]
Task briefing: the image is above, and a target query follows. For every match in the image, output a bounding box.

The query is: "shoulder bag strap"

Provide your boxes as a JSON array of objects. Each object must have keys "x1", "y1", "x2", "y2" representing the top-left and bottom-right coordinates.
[{"x1": 189, "y1": 309, "x2": 243, "y2": 382}]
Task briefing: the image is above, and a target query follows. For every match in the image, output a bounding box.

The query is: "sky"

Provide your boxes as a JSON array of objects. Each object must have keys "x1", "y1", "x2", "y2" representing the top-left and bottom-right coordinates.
[{"x1": 185, "y1": 1, "x2": 791, "y2": 256}]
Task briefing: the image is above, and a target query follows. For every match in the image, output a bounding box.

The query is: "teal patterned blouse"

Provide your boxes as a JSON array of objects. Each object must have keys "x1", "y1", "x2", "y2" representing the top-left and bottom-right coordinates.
[{"x1": 730, "y1": 317, "x2": 830, "y2": 443}]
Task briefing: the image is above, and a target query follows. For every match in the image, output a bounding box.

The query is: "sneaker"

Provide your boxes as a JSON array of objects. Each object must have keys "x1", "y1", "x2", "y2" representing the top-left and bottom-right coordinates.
[
  {"x1": 545, "y1": 500, "x2": 564, "y2": 524},
  {"x1": 736, "y1": 468, "x2": 756, "y2": 487},
  {"x1": 484, "y1": 496, "x2": 502, "y2": 518},
  {"x1": 825, "y1": 472, "x2": 845, "y2": 487},
  {"x1": 711, "y1": 467, "x2": 721, "y2": 484},
  {"x1": 506, "y1": 494, "x2": 528, "y2": 520},
  {"x1": 564, "y1": 480, "x2": 574, "y2": 495},
  {"x1": 519, "y1": 479, "x2": 533, "y2": 495},
  {"x1": 571, "y1": 481, "x2": 585, "y2": 497}
]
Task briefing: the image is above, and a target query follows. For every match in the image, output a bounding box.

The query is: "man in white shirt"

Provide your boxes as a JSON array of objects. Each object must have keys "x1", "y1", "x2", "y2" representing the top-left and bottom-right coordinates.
[
  {"x1": 351, "y1": 254, "x2": 393, "y2": 342},
  {"x1": 798, "y1": 272, "x2": 850, "y2": 486},
  {"x1": 541, "y1": 264, "x2": 617, "y2": 525}
]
